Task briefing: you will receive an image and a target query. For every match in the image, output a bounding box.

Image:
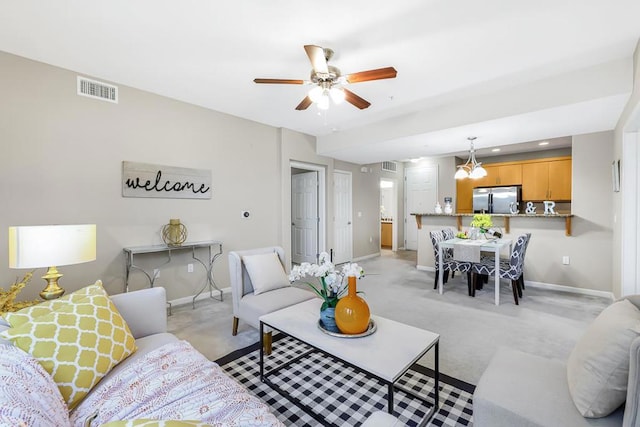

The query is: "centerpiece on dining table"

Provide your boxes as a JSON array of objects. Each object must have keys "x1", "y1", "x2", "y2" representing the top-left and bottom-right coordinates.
[
  {"x1": 469, "y1": 214, "x2": 502, "y2": 239},
  {"x1": 289, "y1": 252, "x2": 370, "y2": 335}
]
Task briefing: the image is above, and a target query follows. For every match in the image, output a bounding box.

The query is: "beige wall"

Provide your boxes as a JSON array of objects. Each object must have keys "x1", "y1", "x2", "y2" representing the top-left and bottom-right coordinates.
[
  {"x1": 0, "y1": 51, "x2": 384, "y2": 302},
  {"x1": 416, "y1": 131, "x2": 615, "y2": 294}
]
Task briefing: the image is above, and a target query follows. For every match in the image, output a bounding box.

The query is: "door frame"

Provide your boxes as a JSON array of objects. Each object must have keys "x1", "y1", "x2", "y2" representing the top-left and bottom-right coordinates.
[
  {"x1": 621, "y1": 129, "x2": 639, "y2": 296},
  {"x1": 290, "y1": 161, "x2": 326, "y2": 262},
  {"x1": 380, "y1": 177, "x2": 399, "y2": 251}
]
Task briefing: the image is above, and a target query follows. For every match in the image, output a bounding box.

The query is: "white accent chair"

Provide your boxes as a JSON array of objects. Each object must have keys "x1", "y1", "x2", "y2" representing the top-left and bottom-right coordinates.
[{"x1": 228, "y1": 246, "x2": 315, "y2": 353}]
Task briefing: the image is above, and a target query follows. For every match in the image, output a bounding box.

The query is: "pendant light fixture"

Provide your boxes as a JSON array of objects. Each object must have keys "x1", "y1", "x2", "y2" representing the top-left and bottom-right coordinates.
[{"x1": 455, "y1": 137, "x2": 487, "y2": 179}]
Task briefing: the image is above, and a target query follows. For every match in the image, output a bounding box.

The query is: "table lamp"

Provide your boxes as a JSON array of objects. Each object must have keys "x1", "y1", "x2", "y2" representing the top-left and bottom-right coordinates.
[{"x1": 8, "y1": 224, "x2": 97, "y2": 300}]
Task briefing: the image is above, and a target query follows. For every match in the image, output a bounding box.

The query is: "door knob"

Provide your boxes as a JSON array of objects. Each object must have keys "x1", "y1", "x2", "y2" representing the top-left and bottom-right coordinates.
[{"x1": 348, "y1": 221, "x2": 352, "y2": 225}]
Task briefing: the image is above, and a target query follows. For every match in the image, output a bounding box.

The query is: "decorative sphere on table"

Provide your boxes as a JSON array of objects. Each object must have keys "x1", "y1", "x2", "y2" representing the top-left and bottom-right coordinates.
[
  {"x1": 335, "y1": 276, "x2": 370, "y2": 334},
  {"x1": 162, "y1": 218, "x2": 188, "y2": 246}
]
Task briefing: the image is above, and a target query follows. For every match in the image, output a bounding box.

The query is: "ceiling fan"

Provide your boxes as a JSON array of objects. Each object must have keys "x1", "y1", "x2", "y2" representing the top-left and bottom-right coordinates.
[{"x1": 253, "y1": 45, "x2": 397, "y2": 111}]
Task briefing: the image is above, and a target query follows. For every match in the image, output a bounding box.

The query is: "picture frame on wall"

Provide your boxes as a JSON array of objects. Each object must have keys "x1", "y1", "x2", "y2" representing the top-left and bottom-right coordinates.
[{"x1": 612, "y1": 159, "x2": 621, "y2": 192}]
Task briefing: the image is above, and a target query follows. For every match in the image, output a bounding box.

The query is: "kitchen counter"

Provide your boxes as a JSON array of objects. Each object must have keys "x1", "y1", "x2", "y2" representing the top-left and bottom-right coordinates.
[{"x1": 410, "y1": 212, "x2": 574, "y2": 236}]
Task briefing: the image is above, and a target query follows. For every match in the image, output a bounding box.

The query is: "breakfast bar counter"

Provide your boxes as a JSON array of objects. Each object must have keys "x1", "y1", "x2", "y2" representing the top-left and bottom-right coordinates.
[{"x1": 411, "y1": 213, "x2": 575, "y2": 236}]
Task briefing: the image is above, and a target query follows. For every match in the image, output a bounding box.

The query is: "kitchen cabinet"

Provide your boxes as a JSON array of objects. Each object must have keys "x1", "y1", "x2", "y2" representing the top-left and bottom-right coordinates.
[
  {"x1": 381, "y1": 222, "x2": 392, "y2": 248},
  {"x1": 522, "y1": 159, "x2": 571, "y2": 201},
  {"x1": 474, "y1": 164, "x2": 522, "y2": 187},
  {"x1": 456, "y1": 179, "x2": 474, "y2": 213}
]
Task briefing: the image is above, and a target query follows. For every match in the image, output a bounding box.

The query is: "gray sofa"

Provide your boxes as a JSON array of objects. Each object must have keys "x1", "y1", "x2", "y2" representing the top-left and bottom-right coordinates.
[
  {"x1": 473, "y1": 295, "x2": 640, "y2": 427},
  {"x1": 0, "y1": 286, "x2": 283, "y2": 427}
]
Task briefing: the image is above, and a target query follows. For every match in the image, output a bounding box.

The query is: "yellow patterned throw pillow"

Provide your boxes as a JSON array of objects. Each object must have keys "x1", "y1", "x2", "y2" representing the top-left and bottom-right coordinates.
[
  {"x1": 2, "y1": 280, "x2": 103, "y2": 327},
  {"x1": 0, "y1": 281, "x2": 137, "y2": 410}
]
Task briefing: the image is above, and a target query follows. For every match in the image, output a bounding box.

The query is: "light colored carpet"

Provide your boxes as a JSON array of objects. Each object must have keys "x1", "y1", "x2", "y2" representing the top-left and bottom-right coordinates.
[{"x1": 167, "y1": 249, "x2": 610, "y2": 384}]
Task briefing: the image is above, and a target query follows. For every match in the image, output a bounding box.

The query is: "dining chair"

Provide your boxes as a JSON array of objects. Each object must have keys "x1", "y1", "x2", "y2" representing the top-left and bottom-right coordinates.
[
  {"x1": 477, "y1": 233, "x2": 531, "y2": 294},
  {"x1": 442, "y1": 228, "x2": 456, "y2": 279},
  {"x1": 519, "y1": 233, "x2": 532, "y2": 290},
  {"x1": 470, "y1": 234, "x2": 529, "y2": 304},
  {"x1": 429, "y1": 230, "x2": 473, "y2": 295}
]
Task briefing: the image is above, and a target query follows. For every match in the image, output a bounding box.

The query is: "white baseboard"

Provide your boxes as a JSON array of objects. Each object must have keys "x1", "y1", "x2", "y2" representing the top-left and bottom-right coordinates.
[
  {"x1": 414, "y1": 266, "x2": 614, "y2": 300},
  {"x1": 353, "y1": 252, "x2": 381, "y2": 262},
  {"x1": 169, "y1": 287, "x2": 231, "y2": 307},
  {"x1": 524, "y1": 281, "x2": 614, "y2": 301}
]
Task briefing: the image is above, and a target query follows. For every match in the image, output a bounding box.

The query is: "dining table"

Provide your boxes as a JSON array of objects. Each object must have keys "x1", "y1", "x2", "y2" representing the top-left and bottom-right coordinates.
[{"x1": 437, "y1": 237, "x2": 512, "y2": 305}]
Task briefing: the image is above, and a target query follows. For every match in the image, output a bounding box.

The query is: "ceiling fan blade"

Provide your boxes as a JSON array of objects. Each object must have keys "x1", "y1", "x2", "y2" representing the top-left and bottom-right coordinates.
[
  {"x1": 254, "y1": 78, "x2": 305, "y2": 84},
  {"x1": 344, "y1": 89, "x2": 371, "y2": 109},
  {"x1": 345, "y1": 67, "x2": 397, "y2": 84},
  {"x1": 295, "y1": 96, "x2": 313, "y2": 110},
  {"x1": 304, "y1": 45, "x2": 329, "y2": 74}
]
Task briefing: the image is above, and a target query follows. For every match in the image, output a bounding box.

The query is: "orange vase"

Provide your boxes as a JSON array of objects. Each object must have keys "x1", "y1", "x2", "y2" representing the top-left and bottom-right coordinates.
[{"x1": 335, "y1": 276, "x2": 370, "y2": 334}]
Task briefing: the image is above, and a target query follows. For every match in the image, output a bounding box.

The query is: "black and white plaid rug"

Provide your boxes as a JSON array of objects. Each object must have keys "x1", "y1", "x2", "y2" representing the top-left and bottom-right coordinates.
[{"x1": 216, "y1": 334, "x2": 474, "y2": 426}]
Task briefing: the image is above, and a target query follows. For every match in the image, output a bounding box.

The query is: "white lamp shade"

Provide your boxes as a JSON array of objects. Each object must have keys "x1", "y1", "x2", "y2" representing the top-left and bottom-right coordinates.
[
  {"x1": 329, "y1": 87, "x2": 345, "y2": 104},
  {"x1": 308, "y1": 86, "x2": 324, "y2": 102},
  {"x1": 454, "y1": 168, "x2": 469, "y2": 180},
  {"x1": 469, "y1": 165, "x2": 488, "y2": 179},
  {"x1": 317, "y1": 94, "x2": 330, "y2": 110},
  {"x1": 8, "y1": 224, "x2": 96, "y2": 269}
]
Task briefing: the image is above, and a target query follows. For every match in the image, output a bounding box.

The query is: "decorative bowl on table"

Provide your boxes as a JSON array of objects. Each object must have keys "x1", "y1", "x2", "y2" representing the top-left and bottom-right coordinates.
[{"x1": 318, "y1": 319, "x2": 377, "y2": 338}]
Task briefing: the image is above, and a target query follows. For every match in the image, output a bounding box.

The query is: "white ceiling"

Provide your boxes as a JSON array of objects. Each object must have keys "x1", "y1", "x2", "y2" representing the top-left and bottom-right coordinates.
[{"x1": 1, "y1": 0, "x2": 639, "y2": 164}]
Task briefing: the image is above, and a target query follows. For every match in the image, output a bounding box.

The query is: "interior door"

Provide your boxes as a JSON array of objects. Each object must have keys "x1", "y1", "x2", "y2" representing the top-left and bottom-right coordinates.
[
  {"x1": 333, "y1": 170, "x2": 352, "y2": 264},
  {"x1": 292, "y1": 171, "x2": 319, "y2": 264},
  {"x1": 405, "y1": 165, "x2": 438, "y2": 250}
]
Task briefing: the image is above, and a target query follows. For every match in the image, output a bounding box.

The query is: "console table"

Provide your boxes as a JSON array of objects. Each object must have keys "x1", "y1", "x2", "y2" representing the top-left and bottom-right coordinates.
[{"x1": 123, "y1": 240, "x2": 224, "y2": 309}]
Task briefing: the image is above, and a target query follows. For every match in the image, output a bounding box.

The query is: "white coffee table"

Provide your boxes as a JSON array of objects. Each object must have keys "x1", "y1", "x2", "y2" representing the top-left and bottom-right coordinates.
[{"x1": 259, "y1": 298, "x2": 440, "y2": 425}]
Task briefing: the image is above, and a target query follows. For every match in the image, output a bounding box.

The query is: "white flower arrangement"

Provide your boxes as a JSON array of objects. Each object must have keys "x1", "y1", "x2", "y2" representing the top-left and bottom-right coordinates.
[{"x1": 289, "y1": 251, "x2": 364, "y2": 310}]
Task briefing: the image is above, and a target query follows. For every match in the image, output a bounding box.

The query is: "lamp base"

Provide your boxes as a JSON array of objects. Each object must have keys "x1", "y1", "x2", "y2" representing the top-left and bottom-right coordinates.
[{"x1": 40, "y1": 266, "x2": 65, "y2": 300}]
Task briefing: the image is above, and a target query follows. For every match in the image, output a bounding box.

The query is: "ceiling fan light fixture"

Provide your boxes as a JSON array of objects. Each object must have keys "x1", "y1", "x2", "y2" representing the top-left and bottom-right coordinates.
[
  {"x1": 308, "y1": 86, "x2": 324, "y2": 103},
  {"x1": 329, "y1": 87, "x2": 345, "y2": 104},
  {"x1": 317, "y1": 94, "x2": 330, "y2": 110}
]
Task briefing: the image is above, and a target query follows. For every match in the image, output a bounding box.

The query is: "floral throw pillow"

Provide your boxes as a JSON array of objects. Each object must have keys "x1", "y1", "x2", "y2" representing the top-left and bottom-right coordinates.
[
  {"x1": 0, "y1": 344, "x2": 71, "y2": 427},
  {"x1": 100, "y1": 421, "x2": 211, "y2": 427}
]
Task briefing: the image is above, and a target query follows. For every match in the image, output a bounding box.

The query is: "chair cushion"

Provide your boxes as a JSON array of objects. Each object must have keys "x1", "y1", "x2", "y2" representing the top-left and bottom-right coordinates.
[
  {"x1": 567, "y1": 299, "x2": 640, "y2": 418},
  {"x1": 240, "y1": 287, "x2": 315, "y2": 330},
  {"x1": 0, "y1": 281, "x2": 137, "y2": 410},
  {"x1": 242, "y1": 252, "x2": 290, "y2": 295}
]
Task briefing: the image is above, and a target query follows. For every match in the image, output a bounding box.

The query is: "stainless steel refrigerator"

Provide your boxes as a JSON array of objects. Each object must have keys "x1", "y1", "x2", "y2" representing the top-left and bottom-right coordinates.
[{"x1": 472, "y1": 186, "x2": 521, "y2": 214}]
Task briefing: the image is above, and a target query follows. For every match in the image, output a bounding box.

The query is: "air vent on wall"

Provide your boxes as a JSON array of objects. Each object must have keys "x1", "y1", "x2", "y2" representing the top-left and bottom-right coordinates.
[
  {"x1": 77, "y1": 76, "x2": 118, "y2": 103},
  {"x1": 381, "y1": 161, "x2": 398, "y2": 173}
]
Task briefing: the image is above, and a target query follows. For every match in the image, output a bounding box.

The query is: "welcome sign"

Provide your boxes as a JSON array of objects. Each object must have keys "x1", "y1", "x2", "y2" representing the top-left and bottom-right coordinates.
[{"x1": 122, "y1": 161, "x2": 212, "y2": 199}]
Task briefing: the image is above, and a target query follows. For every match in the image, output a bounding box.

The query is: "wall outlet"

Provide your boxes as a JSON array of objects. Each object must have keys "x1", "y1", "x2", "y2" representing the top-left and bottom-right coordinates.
[
  {"x1": 153, "y1": 268, "x2": 160, "y2": 278},
  {"x1": 369, "y1": 236, "x2": 373, "y2": 243},
  {"x1": 562, "y1": 256, "x2": 570, "y2": 265},
  {"x1": 187, "y1": 263, "x2": 194, "y2": 273}
]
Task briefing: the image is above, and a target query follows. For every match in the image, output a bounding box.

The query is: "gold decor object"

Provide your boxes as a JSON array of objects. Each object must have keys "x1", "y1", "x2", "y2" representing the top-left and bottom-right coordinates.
[
  {"x1": 8, "y1": 224, "x2": 97, "y2": 300},
  {"x1": 161, "y1": 218, "x2": 188, "y2": 246},
  {"x1": 0, "y1": 272, "x2": 41, "y2": 313},
  {"x1": 335, "y1": 276, "x2": 371, "y2": 335}
]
